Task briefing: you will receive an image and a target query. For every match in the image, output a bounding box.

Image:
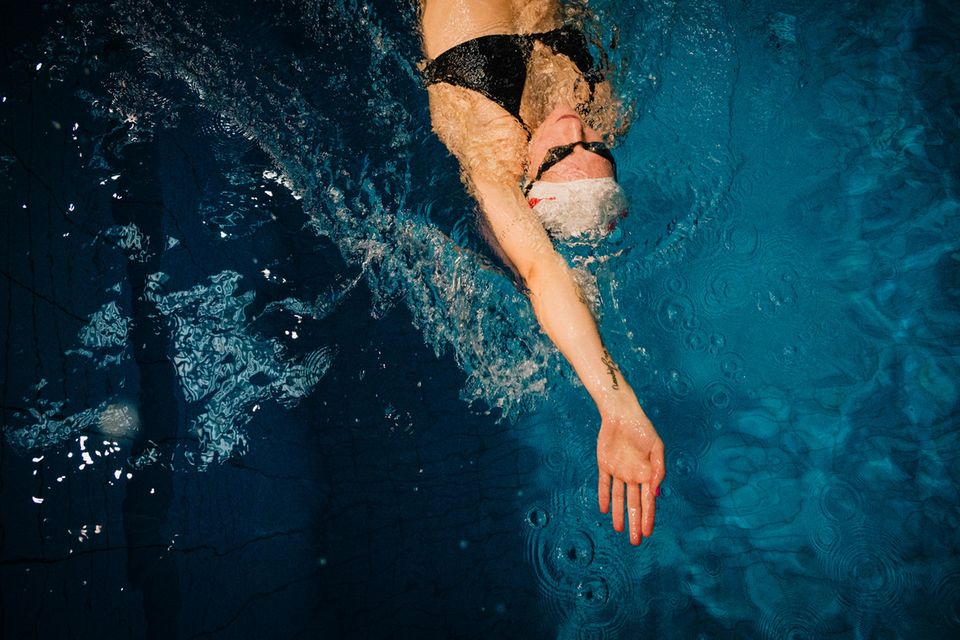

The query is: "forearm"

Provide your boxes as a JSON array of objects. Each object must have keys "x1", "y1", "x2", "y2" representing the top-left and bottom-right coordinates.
[
  {"x1": 467, "y1": 175, "x2": 638, "y2": 415},
  {"x1": 525, "y1": 254, "x2": 635, "y2": 416}
]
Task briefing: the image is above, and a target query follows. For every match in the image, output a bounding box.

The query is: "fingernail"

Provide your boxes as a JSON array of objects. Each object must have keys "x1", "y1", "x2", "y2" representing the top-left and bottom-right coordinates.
[{"x1": 654, "y1": 486, "x2": 661, "y2": 497}]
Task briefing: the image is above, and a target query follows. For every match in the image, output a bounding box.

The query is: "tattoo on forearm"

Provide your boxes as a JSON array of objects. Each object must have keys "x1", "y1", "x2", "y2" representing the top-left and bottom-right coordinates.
[{"x1": 601, "y1": 349, "x2": 620, "y2": 390}]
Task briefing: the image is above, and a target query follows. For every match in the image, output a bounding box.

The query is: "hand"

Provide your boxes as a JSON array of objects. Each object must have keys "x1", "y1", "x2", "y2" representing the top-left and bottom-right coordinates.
[{"x1": 596, "y1": 400, "x2": 665, "y2": 545}]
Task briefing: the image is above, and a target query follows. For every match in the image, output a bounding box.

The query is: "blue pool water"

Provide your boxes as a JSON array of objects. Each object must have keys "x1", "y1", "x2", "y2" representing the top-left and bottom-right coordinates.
[{"x1": 1, "y1": 0, "x2": 958, "y2": 637}]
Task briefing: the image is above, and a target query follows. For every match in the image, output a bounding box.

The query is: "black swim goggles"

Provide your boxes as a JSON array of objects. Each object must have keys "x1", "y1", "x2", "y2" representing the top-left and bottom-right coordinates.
[{"x1": 524, "y1": 141, "x2": 618, "y2": 195}]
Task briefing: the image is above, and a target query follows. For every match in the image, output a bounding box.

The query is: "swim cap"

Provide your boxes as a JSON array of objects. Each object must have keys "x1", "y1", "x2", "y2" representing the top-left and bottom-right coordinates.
[{"x1": 526, "y1": 177, "x2": 628, "y2": 240}]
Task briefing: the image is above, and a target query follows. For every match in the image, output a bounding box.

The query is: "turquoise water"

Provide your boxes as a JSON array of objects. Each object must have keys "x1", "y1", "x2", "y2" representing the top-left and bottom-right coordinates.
[{"x1": 1, "y1": 0, "x2": 958, "y2": 637}]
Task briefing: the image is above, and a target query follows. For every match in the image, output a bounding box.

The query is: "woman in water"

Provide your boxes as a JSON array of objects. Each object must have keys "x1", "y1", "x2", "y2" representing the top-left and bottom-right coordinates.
[{"x1": 420, "y1": 0, "x2": 665, "y2": 545}]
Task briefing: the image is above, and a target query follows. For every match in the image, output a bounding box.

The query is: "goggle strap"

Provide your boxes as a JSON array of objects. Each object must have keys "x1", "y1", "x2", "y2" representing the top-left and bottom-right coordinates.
[{"x1": 531, "y1": 141, "x2": 616, "y2": 184}]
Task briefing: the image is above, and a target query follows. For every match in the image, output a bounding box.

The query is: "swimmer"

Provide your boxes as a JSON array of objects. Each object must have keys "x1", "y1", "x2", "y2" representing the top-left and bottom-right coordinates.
[{"x1": 419, "y1": 0, "x2": 665, "y2": 545}]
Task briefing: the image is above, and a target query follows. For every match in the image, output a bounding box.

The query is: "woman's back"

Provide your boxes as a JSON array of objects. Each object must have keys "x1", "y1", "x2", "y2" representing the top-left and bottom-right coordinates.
[
  {"x1": 420, "y1": 0, "x2": 560, "y2": 59},
  {"x1": 421, "y1": 0, "x2": 620, "y2": 185}
]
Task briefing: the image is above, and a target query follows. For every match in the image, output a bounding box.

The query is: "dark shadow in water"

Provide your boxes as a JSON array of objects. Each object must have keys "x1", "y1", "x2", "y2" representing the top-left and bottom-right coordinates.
[
  {"x1": 298, "y1": 282, "x2": 547, "y2": 638},
  {"x1": 107, "y1": 131, "x2": 183, "y2": 638},
  {"x1": 0, "y1": 5, "x2": 546, "y2": 637}
]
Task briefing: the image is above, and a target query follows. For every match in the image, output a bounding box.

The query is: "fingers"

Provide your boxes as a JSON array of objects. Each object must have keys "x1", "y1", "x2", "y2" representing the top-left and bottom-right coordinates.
[
  {"x1": 598, "y1": 436, "x2": 666, "y2": 544},
  {"x1": 651, "y1": 439, "x2": 666, "y2": 490},
  {"x1": 598, "y1": 470, "x2": 611, "y2": 514},
  {"x1": 640, "y1": 441, "x2": 664, "y2": 540},
  {"x1": 627, "y1": 483, "x2": 641, "y2": 545},
  {"x1": 611, "y1": 479, "x2": 625, "y2": 532},
  {"x1": 641, "y1": 482, "x2": 656, "y2": 538}
]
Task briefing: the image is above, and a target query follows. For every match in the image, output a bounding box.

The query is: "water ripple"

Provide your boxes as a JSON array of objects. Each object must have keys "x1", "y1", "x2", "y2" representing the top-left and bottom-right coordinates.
[
  {"x1": 683, "y1": 327, "x2": 709, "y2": 352},
  {"x1": 526, "y1": 508, "x2": 652, "y2": 638},
  {"x1": 701, "y1": 265, "x2": 752, "y2": 315},
  {"x1": 544, "y1": 447, "x2": 569, "y2": 475},
  {"x1": 688, "y1": 417, "x2": 714, "y2": 457},
  {"x1": 558, "y1": 529, "x2": 596, "y2": 569},
  {"x1": 719, "y1": 352, "x2": 746, "y2": 383},
  {"x1": 655, "y1": 292, "x2": 698, "y2": 333},
  {"x1": 933, "y1": 569, "x2": 960, "y2": 629},
  {"x1": 757, "y1": 602, "x2": 832, "y2": 640},
  {"x1": 665, "y1": 273, "x2": 688, "y2": 294},
  {"x1": 818, "y1": 480, "x2": 865, "y2": 523},
  {"x1": 664, "y1": 368, "x2": 694, "y2": 401},
  {"x1": 825, "y1": 526, "x2": 909, "y2": 612},
  {"x1": 526, "y1": 505, "x2": 551, "y2": 530},
  {"x1": 684, "y1": 218, "x2": 725, "y2": 261},
  {"x1": 700, "y1": 552, "x2": 723, "y2": 578},
  {"x1": 772, "y1": 341, "x2": 806, "y2": 370},
  {"x1": 702, "y1": 379, "x2": 735, "y2": 414},
  {"x1": 708, "y1": 332, "x2": 727, "y2": 355},
  {"x1": 755, "y1": 258, "x2": 803, "y2": 316},
  {"x1": 810, "y1": 522, "x2": 841, "y2": 555},
  {"x1": 569, "y1": 550, "x2": 638, "y2": 638},
  {"x1": 670, "y1": 447, "x2": 701, "y2": 478},
  {"x1": 723, "y1": 222, "x2": 760, "y2": 256},
  {"x1": 524, "y1": 529, "x2": 567, "y2": 622}
]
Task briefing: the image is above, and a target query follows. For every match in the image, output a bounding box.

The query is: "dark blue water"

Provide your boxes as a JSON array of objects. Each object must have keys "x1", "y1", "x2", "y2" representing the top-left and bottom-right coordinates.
[{"x1": 2, "y1": 0, "x2": 958, "y2": 638}]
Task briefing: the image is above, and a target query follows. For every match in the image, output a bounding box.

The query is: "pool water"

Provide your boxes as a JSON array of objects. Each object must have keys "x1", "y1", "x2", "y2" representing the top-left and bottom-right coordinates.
[{"x1": 1, "y1": 0, "x2": 958, "y2": 637}]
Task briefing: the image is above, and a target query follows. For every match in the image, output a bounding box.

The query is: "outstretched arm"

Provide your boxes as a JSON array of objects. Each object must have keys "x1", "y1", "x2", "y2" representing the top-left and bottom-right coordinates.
[{"x1": 471, "y1": 174, "x2": 666, "y2": 545}]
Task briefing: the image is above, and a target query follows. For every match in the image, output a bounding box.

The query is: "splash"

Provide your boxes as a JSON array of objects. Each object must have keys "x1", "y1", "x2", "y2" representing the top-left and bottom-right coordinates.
[{"x1": 107, "y1": 0, "x2": 575, "y2": 417}]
